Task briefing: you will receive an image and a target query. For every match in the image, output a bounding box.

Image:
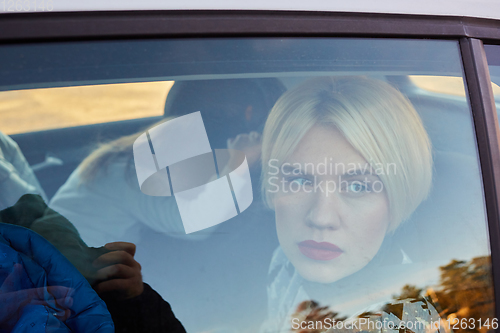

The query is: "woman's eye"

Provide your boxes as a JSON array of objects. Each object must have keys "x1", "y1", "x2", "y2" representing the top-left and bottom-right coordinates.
[
  {"x1": 349, "y1": 182, "x2": 365, "y2": 192},
  {"x1": 283, "y1": 176, "x2": 314, "y2": 190},
  {"x1": 290, "y1": 177, "x2": 312, "y2": 186},
  {"x1": 344, "y1": 181, "x2": 372, "y2": 194}
]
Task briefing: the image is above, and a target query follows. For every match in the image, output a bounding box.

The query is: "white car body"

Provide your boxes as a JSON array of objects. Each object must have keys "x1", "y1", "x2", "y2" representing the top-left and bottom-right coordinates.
[{"x1": 4, "y1": 0, "x2": 500, "y2": 20}]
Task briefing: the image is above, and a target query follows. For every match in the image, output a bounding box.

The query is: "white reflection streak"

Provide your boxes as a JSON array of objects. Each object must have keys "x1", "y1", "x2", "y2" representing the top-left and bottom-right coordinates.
[{"x1": 133, "y1": 111, "x2": 254, "y2": 233}]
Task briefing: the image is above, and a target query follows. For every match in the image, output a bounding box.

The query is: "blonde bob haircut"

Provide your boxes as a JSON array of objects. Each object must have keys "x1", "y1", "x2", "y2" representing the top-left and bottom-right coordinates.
[{"x1": 261, "y1": 76, "x2": 433, "y2": 232}]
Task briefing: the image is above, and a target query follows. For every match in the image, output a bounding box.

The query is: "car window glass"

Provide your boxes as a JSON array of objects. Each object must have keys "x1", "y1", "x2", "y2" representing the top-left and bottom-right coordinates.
[
  {"x1": 0, "y1": 38, "x2": 494, "y2": 333},
  {"x1": 0, "y1": 81, "x2": 173, "y2": 134},
  {"x1": 485, "y1": 45, "x2": 500, "y2": 113},
  {"x1": 410, "y1": 75, "x2": 500, "y2": 97}
]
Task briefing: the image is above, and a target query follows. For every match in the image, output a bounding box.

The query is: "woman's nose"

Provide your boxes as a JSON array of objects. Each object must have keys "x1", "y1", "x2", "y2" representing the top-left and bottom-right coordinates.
[{"x1": 305, "y1": 191, "x2": 342, "y2": 230}]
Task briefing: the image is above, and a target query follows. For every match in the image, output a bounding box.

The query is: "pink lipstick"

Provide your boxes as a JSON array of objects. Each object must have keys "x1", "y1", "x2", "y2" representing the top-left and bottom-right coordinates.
[{"x1": 298, "y1": 240, "x2": 343, "y2": 261}]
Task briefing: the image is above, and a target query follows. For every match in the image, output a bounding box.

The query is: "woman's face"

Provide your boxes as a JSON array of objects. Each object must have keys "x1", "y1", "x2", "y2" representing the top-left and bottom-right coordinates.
[{"x1": 272, "y1": 125, "x2": 390, "y2": 284}]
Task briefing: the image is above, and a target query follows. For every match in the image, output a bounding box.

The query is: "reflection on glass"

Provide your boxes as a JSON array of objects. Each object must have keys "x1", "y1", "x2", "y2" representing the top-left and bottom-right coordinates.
[
  {"x1": 0, "y1": 38, "x2": 493, "y2": 333},
  {"x1": 0, "y1": 82, "x2": 173, "y2": 135},
  {"x1": 485, "y1": 44, "x2": 500, "y2": 113}
]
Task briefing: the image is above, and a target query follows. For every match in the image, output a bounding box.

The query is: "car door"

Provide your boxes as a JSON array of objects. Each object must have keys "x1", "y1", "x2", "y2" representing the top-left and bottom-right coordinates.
[{"x1": 0, "y1": 12, "x2": 499, "y2": 333}]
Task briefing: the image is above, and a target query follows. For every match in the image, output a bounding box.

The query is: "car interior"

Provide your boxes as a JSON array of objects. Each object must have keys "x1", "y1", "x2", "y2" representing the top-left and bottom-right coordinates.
[{"x1": 0, "y1": 37, "x2": 494, "y2": 332}]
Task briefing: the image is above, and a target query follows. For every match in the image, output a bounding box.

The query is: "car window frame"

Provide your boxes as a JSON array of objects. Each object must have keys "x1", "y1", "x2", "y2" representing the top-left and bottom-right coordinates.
[{"x1": 1, "y1": 9, "x2": 500, "y2": 324}]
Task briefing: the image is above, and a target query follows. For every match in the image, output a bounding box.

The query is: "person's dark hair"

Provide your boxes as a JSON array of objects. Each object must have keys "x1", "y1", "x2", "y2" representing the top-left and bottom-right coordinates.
[{"x1": 79, "y1": 78, "x2": 286, "y2": 182}]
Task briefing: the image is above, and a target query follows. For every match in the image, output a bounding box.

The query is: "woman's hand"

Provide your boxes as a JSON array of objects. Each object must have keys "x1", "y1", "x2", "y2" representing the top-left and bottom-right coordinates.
[
  {"x1": 92, "y1": 242, "x2": 144, "y2": 300},
  {"x1": 226, "y1": 131, "x2": 262, "y2": 170}
]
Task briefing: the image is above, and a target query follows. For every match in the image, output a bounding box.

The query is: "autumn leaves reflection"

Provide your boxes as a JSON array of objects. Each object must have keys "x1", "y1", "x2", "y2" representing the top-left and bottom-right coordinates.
[{"x1": 291, "y1": 256, "x2": 494, "y2": 333}]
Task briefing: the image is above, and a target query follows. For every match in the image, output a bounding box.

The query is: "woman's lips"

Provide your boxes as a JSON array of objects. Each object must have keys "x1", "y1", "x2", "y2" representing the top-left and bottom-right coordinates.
[{"x1": 298, "y1": 240, "x2": 343, "y2": 261}]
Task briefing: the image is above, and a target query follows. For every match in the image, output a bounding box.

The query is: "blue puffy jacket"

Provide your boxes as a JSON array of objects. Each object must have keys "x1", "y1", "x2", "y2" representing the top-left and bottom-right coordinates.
[{"x1": 0, "y1": 222, "x2": 114, "y2": 332}]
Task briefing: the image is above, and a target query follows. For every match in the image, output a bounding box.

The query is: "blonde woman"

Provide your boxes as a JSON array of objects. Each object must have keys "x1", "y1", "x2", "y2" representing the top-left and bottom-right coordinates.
[{"x1": 259, "y1": 76, "x2": 438, "y2": 332}]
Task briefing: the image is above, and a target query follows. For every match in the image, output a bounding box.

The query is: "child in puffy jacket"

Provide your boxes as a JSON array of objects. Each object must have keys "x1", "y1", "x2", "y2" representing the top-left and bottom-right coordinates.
[{"x1": 0, "y1": 130, "x2": 186, "y2": 333}]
